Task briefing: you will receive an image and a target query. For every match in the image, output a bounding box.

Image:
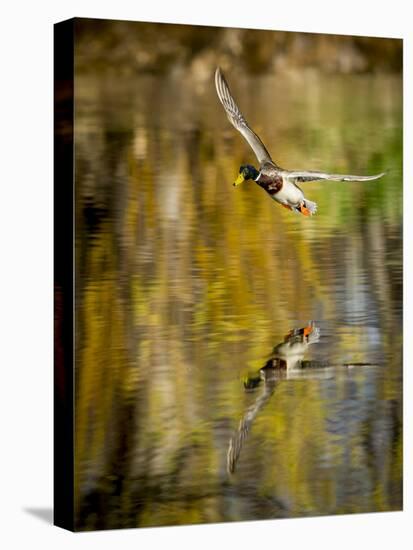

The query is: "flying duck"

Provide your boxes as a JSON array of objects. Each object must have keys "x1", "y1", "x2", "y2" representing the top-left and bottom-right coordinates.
[{"x1": 215, "y1": 67, "x2": 385, "y2": 216}]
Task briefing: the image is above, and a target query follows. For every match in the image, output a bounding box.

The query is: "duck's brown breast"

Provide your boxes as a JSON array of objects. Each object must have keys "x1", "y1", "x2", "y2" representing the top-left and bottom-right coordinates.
[{"x1": 257, "y1": 174, "x2": 283, "y2": 195}]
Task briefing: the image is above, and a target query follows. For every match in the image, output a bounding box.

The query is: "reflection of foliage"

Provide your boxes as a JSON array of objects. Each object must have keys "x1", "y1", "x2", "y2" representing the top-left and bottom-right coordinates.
[
  {"x1": 75, "y1": 19, "x2": 402, "y2": 76},
  {"x1": 74, "y1": 70, "x2": 402, "y2": 530}
]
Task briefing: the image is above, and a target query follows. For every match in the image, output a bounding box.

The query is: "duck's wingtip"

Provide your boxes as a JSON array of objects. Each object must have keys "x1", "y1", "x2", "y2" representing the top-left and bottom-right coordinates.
[{"x1": 215, "y1": 66, "x2": 226, "y2": 85}]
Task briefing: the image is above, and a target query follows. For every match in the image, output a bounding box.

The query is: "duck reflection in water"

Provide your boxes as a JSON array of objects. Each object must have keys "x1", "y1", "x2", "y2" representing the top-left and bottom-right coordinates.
[{"x1": 227, "y1": 322, "x2": 321, "y2": 474}]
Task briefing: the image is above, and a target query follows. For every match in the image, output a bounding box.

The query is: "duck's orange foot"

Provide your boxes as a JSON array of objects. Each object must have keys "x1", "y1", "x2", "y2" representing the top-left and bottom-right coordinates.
[
  {"x1": 299, "y1": 204, "x2": 311, "y2": 217},
  {"x1": 303, "y1": 324, "x2": 313, "y2": 337},
  {"x1": 281, "y1": 203, "x2": 293, "y2": 211}
]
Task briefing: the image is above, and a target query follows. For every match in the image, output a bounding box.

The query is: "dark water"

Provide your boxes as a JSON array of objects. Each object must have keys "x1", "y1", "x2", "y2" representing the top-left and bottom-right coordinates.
[{"x1": 74, "y1": 71, "x2": 402, "y2": 530}]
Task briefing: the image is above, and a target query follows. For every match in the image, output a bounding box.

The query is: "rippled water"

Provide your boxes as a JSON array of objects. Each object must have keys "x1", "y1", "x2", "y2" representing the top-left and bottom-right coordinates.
[{"x1": 74, "y1": 71, "x2": 402, "y2": 530}]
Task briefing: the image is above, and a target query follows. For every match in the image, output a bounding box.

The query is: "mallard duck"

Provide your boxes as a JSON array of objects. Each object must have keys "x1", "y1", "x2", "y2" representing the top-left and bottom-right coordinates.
[
  {"x1": 228, "y1": 322, "x2": 321, "y2": 473},
  {"x1": 215, "y1": 67, "x2": 385, "y2": 216},
  {"x1": 243, "y1": 322, "x2": 321, "y2": 390},
  {"x1": 265, "y1": 321, "x2": 321, "y2": 370}
]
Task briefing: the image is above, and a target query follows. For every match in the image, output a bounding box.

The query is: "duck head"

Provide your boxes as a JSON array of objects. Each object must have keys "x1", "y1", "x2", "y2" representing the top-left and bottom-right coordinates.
[{"x1": 234, "y1": 164, "x2": 260, "y2": 186}]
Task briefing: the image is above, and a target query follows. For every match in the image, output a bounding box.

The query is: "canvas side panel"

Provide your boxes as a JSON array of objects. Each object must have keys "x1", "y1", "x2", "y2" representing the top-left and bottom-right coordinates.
[{"x1": 54, "y1": 18, "x2": 75, "y2": 532}]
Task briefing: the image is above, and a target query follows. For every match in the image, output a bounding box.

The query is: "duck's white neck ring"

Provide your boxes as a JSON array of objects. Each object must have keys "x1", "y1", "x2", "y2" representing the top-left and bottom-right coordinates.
[{"x1": 254, "y1": 172, "x2": 262, "y2": 182}]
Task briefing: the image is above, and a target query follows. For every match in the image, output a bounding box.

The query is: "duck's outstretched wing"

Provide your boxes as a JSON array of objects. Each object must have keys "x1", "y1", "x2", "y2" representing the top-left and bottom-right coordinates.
[
  {"x1": 215, "y1": 67, "x2": 272, "y2": 165},
  {"x1": 284, "y1": 170, "x2": 386, "y2": 183},
  {"x1": 227, "y1": 382, "x2": 276, "y2": 474}
]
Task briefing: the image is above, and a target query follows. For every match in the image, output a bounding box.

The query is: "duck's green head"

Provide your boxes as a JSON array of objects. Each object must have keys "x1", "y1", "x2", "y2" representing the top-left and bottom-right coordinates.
[
  {"x1": 243, "y1": 374, "x2": 262, "y2": 390},
  {"x1": 234, "y1": 164, "x2": 260, "y2": 186}
]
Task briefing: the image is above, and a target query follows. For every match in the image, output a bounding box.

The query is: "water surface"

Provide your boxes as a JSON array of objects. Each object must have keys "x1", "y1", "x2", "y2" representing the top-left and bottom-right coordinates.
[{"x1": 74, "y1": 71, "x2": 402, "y2": 530}]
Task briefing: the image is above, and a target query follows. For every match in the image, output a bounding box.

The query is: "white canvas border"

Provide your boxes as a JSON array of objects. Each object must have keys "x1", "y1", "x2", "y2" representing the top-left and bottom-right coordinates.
[{"x1": 0, "y1": 1, "x2": 410, "y2": 548}]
